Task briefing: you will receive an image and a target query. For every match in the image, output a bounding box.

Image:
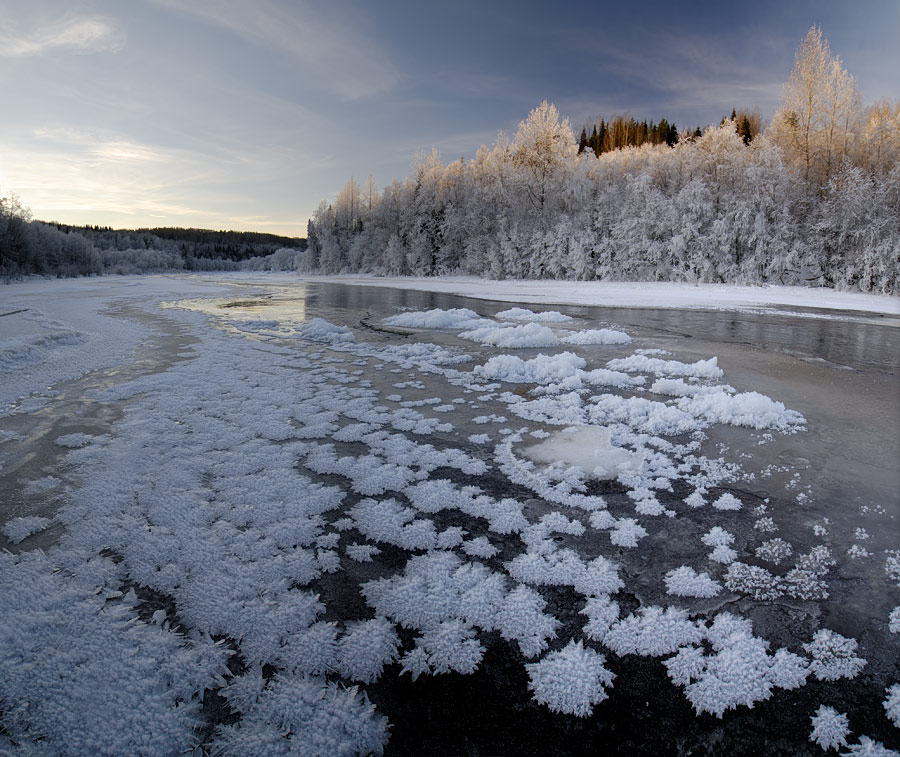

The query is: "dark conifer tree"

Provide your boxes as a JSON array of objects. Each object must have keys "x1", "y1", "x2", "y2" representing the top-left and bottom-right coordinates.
[{"x1": 739, "y1": 115, "x2": 753, "y2": 145}]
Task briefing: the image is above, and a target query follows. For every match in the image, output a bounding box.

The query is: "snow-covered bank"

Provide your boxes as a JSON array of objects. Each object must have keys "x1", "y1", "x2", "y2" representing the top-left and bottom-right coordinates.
[{"x1": 297, "y1": 274, "x2": 900, "y2": 319}]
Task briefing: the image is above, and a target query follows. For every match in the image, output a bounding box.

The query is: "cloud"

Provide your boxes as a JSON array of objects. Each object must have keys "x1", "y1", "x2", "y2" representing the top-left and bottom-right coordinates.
[
  {"x1": 0, "y1": 16, "x2": 123, "y2": 57},
  {"x1": 151, "y1": 0, "x2": 401, "y2": 100}
]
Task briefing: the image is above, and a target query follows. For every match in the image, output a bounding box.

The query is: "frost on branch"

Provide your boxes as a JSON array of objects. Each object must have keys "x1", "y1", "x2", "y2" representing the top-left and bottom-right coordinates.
[
  {"x1": 525, "y1": 639, "x2": 615, "y2": 717},
  {"x1": 803, "y1": 629, "x2": 867, "y2": 681},
  {"x1": 809, "y1": 705, "x2": 850, "y2": 751}
]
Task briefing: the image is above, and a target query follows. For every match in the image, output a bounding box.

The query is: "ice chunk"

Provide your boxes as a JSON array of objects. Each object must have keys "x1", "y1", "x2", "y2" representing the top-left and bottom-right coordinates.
[
  {"x1": 383, "y1": 307, "x2": 489, "y2": 329},
  {"x1": 497, "y1": 307, "x2": 572, "y2": 323},
  {"x1": 607, "y1": 354, "x2": 724, "y2": 379},
  {"x1": 560, "y1": 328, "x2": 631, "y2": 345},
  {"x1": 459, "y1": 322, "x2": 559, "y2": 348},
  {"x1": 474, "y1": 351, "x2": 586, "y2": 384}
]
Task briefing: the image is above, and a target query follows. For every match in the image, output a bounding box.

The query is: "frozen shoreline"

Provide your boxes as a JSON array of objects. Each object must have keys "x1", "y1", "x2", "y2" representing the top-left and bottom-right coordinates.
[{"x1": 291, "y1": 274, "x2": 900, "y2": 319}]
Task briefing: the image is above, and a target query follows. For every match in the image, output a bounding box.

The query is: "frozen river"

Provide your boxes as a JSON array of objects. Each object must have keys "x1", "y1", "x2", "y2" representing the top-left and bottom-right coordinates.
[{"x1": 1, "y1": 274, "x2": 898, "y2": 755}]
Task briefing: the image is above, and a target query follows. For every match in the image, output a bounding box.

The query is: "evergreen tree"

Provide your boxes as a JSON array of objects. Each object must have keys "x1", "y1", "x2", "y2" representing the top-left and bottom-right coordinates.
[{"x1": 739, "y1": 115, "x2": 753, "y2": 145}]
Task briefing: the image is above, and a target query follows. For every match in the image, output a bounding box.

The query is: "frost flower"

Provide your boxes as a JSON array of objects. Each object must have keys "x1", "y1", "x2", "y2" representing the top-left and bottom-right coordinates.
[
  {"x1": 803, "y1": 629, "x2": 866, "y2": 682},
  {"x1": 809, "y1": 705, "x2": 850, "y2": 751},
  {"x1": 884, "y1": 683, "x2": 900, "y2": 728},
  {"x1": 525, "y1": 640, "x2": 614, "y2": 717},
  {"x1": 664, "y1": 566, "x2": 722, "y2": 598}
]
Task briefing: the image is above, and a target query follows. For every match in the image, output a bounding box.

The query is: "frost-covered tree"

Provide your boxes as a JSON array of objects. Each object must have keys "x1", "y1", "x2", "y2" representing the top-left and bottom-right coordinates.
[{"x1": 771, "y1": 26, "x2": 862, "y2": 185}]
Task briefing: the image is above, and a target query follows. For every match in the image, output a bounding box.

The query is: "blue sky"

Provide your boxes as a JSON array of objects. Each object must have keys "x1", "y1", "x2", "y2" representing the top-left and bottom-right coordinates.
[{"x1": 1, "y1": 0, "x2": 898, "y2": 236}]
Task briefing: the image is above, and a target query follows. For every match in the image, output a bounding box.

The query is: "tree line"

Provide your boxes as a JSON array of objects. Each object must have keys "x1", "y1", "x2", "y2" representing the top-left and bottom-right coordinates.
[
  {"x1": 305, "y1": 27, "x2": 898, "y2": 294},
  {"x1": 0, "y1": 215, "x2": 307, "y2": 282}
]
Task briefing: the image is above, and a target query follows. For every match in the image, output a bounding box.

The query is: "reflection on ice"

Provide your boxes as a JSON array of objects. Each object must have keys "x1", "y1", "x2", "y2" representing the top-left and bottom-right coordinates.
[{"x1": 162, "y1": 287, "x2": 308, "y2": 331}]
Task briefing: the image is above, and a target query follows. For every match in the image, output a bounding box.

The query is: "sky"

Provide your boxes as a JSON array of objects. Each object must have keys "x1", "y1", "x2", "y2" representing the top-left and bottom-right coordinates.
[{"x1": 1, "y1": 0, "x2": 898, "y2": 237}]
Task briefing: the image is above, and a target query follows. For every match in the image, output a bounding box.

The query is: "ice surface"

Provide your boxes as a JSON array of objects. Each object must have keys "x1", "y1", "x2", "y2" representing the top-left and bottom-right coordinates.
[
  {"x1": 1, "y1": 274, "x2": 891, "y2": 752},
  {"x1": 521, "y1": 426, "x2": 638, "y2": 480}
]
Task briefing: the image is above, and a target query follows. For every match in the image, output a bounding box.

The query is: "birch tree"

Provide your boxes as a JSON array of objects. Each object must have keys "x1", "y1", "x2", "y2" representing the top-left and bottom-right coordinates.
[{"x1": 771, "y1": 26, "x2": 862, "y2": 185}]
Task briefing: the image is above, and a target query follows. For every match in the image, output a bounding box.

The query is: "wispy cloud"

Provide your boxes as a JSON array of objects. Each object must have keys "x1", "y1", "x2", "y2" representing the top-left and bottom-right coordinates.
[
  {"x1": 0, "y1": 15, "x2": 123, "y2": 57},
  {"x1": 152, "y1": 0, "x2": 401, "y2": 100}
]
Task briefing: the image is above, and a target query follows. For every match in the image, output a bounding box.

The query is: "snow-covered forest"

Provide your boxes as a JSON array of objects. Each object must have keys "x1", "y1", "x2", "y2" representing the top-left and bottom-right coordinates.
[
  {"x1": 0, "y1": 208, "x2": 307, "y2": 281},
  {"x1": 307, "y1": 29, "x2": 899, "y2": 294}
]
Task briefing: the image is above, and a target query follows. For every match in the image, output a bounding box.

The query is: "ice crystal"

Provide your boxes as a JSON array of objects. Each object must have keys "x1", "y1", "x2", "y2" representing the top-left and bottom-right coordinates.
[
  {"x1": 581, "y1": 595, "x2": 620, "y2": 642},
  {"x1": 840, "y1": 736, "x2": 900, "y2": 755},
  {"x1": 1, "y1": 516, "x2": 52, "y2": 544},
  {"x1": 803, "y1": 629, "x2": 866, "y2": 681},
  {"x1": 889, "y1": 607, "x2": 900, "y2": 634},
  {"x1": 610, "y1": 518, "x2": 648, "y2": 548},
  {"x1": 886, "y1": 553, "x2": 900, "y2": 586},
  {"x1": 214, "y1": 672, "x2": 387, "y2": 756},
  {"x1": 667, "y1": 613, "x2": 809, "y2": 718},
  {"x1": 809, "y1": 705, "x2": 850, "y2": 751},
  {"x1": 712, "y1": 492, "x2": 743, "y2": 511},
  {"x1": 497, "y1": 584, "x2": 560, "y2": 658},
  {"x1": 755, "y1": 538, "x2": 793, "y2": 564},
  {"x1": 753, "y1": 516, "x2": 778, "y2": 533},
  {"x1": 883, "y1": 683, "x2": 900, "y2": 728},
  {"x1": 336, "y1": 618, "x2": 400, "y2": 684},
  {"x1": 709, "y1": 545, "x2": 738, "y2": 565},
  {"x1": 604, "y1": 606, "x2": 703, "y2": 657},
  {"x1": 724, "y1": 562, "x2": 784, "y2": 600},
  {"x1": 664, "y1": 566, "x2": 722, "y2": 598},
  {"x1": 701, "y1": 527, "x2": 735, "y2": 547},
  {"x1": 461, "y1": 535, "x2": 499, "y2": 559},
  {"x1": 345, "y1": 543, "x2": 381, "y2": 562},
  {"x1": 526, "y1": 640, "x2": 615, "y2": 717}
]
